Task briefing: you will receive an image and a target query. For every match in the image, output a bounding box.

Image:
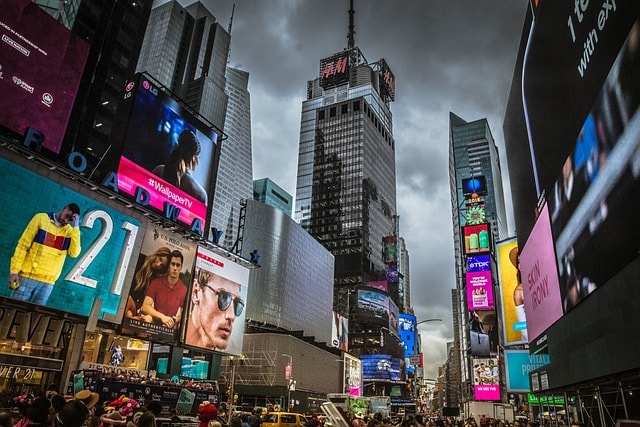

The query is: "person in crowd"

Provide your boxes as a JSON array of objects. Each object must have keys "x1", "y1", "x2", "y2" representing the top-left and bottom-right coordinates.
[
  {"x1": 141, "y1": 250, "x2": 187, "y2": 328},
  {"x1": 185, "y1": 268, "x2": 244, "y2": 351},
  {"x1": 0, "y1": 412, "x2": 11, "y2": 427},
  {"x1": 126, "y1": 247, "x2": 172, "y2": 319},
  {"x1": 136, "y1": 411, "x2": 156, "y2": 427},
  {"x1": 57, "y1": 390, "x2": 100, "y2": 427},
  {"x1": 229, "y1": 417, "x2": 244, "y2": 427},
  {"x1": 153, "y1": 129, "x2": 208, "y2": 204},
  {"x1": 145, "y1": 402, "x2": 163, "y2": 419},
  {"x1": 8, "y1": 203, "x2": 81, "y2": 305}
]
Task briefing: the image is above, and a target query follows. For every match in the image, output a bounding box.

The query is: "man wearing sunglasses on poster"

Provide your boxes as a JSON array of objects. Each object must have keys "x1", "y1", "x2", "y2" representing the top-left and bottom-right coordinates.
[{"x1": 186, "y1": 267, "x2": 244, "y2": 351}]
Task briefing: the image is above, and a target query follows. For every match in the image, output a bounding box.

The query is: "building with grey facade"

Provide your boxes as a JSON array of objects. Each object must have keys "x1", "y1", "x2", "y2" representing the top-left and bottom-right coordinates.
[{"x1": 253, "y1": 177, "x2": 293, "y2": 217}]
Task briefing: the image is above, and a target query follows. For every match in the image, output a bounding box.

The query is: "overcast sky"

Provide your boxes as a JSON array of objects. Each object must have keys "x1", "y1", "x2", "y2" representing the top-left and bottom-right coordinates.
[{"x1": 178, "y1": 0, "x2": 529, "y2": 379}]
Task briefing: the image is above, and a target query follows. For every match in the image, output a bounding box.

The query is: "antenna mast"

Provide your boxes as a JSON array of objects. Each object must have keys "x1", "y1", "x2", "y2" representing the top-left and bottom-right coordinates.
[
  {"x1": 227, "y1": 3, "x2": 235, "y2": 64},
  {"x1": 347, "y1": 0, "x2": 355, "y2": 50}
]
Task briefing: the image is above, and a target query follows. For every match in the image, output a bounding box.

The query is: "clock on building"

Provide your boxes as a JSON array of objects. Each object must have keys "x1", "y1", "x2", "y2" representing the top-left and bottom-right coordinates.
[{"x1": 466, "y1": 205, "x2": 486, "y2": 225}]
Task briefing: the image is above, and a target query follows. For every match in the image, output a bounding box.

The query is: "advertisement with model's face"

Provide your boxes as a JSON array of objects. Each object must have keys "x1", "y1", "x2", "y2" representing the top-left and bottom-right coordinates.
[
  {"x1": 472, "y1": 357, "x2": 500, "y2": 401},
  {"x1": 0, "y1": 158, "x2": 140, "y2": 318},
  {"x1": 184, "y1": 246, "x2": 249, "y2": 356},
  {"x1": 121, "y1": 227, "x2": 195, "y2": 343}
]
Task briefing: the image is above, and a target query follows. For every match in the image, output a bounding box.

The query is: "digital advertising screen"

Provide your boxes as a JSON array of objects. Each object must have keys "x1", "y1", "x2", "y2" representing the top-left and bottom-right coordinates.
[
  {"x1": 466, "y1": 270, "x2": 494, "y2": 310},
  {"x1": 0, "y1": 0, "x2": 89, "y2": 154},
  {"x1": 462, "y1": 176, "x2": 488, "y2": 196},
  {"x1": 356, "y1": 289, "x2": 390, "y2": 326},
  {"x1": 331, "y1": 311, "x2": 349, "y2": 352},
  {"x1": 497, "y1": 239, "x2": 529, "y2": 345},
  {"x1": 382, "y1": 236, "x2": 397, "y2": 264},
  {"x1": 367, "y1": 280, "x2": 388, "y2": 292},
  {"x1": 504, "y1": 350, "x2": 550, "y2": 392},
  {"x1": 319, "y1": 52, "x2": 350, "y2": 89},
  {"x1": 360, "y1": 354, "x2": 401, "y2": 381},
  {"x1": 184, "y1": 246, "x2": 249, "y2": 356},
  {"x1": 388, "y1": 299, "x2": 399, "y2": 338},
  {"x1": 463, "y1": 224, "x2": 491, "y2": 254},
  {"x1": 399, "y1": 313, "x2": 417, "y2": 374},
  {"x1": 116, "y1": 75, "x2": 219, "y2": 236},
  {"x1": 519, "y1": 203, "x2": 563, "y2": 343},
  {"x1": 472, "y1": 357, "x2": 500, "y2": 401},
  {"x1": 121, "y1": 227, "x2": 196, "y2": 344},
  {"x1": 0, "y1": 158, "x2": 141, "y2": 318},
  {"x1": 344, "y1": 353, "x2": 362, "y2": 396}
]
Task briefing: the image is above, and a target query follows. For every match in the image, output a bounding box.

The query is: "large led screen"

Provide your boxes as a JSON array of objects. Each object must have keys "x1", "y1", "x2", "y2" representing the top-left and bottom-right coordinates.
[
  {"x1": 0, "y1": 0, "x2": 89, "y2": 154},
  {"x1": 519, "y1": 203, "x2": 563, "y2": 343},
  {"x1": 399, "y1": 313, "x2": 417, "y2": 374},
  {"x1": 117, "y1": 75, "x2": 218, "y2": 236},
  {"x1": 360, "y1": 354, "x2": 401, "y2": 381},
  {"x1": 344, "y1": 353, "x2": 362, "y2": 396},
  {"x1": 356, "y1": 289, "x2": 390, "y2": 326},
  {"x1": 497, "y1": 239, "x2": 528, "y2": 345},
  {"x1": 331, "y1": 311, "x2": 349, "y2": 352},
  {"x1": 121, "y1": 228, "x2": 196, "y2": 343},
  {"x1": 0, "y1": 158, "x2": 140, "y2": 318},
  {"x1": 504, "y1": 350, "x2": 550, "y2": 392},
  {"x1": 463, "y1": 224, "x2": 491, "y2": 254},
  {"x1": 472, "y1": 357, "x2": 500, "y2": 401},
  {"x1": 184, "y1": 246, "x2": 249, "y2": 356},
  {"x1": 466, "y1": 270, "x2": 494, "y2": 311}
]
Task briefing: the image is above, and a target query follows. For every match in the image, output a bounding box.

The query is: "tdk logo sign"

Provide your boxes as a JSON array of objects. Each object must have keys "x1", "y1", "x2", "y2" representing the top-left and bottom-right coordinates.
[{"x1": 467, "y1": 255, "x2": 491, "y2": 272}]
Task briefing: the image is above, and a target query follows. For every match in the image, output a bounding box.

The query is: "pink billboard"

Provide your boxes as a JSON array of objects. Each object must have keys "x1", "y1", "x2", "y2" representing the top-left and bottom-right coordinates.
[
  {"x1": 0, "y1": 0, "x2": 89, "y2": 153},
  {"x1": 466, "y1": 270, "x2": 494, "y2": 310},
  {"x1": 472, "y1": 357, "x2": 500, "y2": 401},
  {"x1": 519, "y1": 203, "x2": 563, "y2": 342}
]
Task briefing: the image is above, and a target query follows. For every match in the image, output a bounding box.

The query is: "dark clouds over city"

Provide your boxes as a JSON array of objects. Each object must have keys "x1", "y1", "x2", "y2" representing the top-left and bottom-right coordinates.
[{"x1": 175, "y1": 0, "x2": 529, "y2": 378}]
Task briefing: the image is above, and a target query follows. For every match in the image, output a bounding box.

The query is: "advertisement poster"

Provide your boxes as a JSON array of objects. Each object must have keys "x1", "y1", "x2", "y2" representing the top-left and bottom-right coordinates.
[
  {"x1": 0, "y1": 158, "x2": 140, "y2": 318},
  {"x1": 463, "y1": 224, "x2": 491, "y2": 254},
  {"x1": 184, "y1": 246, "x2": 249, "y2": 356},
  {"x1": 519, "y1": 204, "x2": 563, "y2": 343},
  {"x1": 466, "y1": 270, "x2": 494, "y2": 310},
  {"x1": 497, "y1": 239, "x2": 528, "y2": 345},
  {"x1": 472, "y1": 357, "x2": 500, "y2": 401},
  {"x1": 504, "y1": 350, "x2": 550, "y2": 392},
  {"x1": 121, "y1": 228, "x2": 196, "y2": 343},
  {"x1": 0, "y1": 0, "x2": 89, "y2": 153}
]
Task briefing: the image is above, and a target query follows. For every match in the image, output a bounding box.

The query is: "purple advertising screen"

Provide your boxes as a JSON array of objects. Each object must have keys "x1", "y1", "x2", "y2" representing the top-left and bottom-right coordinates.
[
  {"x1": 367, "y1": 280, "x2": 388, "y2": 292},
  {"x1": 519, "y1": 203, "x2": 563, "y2": 342},
  {"x1": 360, "y1": 354, "x2": 401, "y2": 381},
  {"x1": 117, "y1": 76, "x2": 218, "y2": 236},
  {"x1": 466, "y1": 270, "x2": 494, "y2": 310},
  {"x1": 472, "y1": 357, "x2": 500, "y2": 401},
  {"x1": 0, "y1": 0, "x2": 89, "y2": 153},
  {"x1": 467, "y1": 255, "x2": 491, "y2": 272}
]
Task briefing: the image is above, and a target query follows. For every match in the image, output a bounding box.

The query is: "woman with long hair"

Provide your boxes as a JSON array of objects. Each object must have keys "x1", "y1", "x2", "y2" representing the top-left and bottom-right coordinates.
[
  {"x1": 153, "y1": 130, "x2": 208, "y2": 204},
  {"x1": 125, "y1": 246, "x2": 172, "y2": 319}
]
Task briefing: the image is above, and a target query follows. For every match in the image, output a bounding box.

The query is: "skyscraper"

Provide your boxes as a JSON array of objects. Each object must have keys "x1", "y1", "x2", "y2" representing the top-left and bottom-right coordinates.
[
  {"x1": 448, "y1": 112, "x2": 508, "y2": 403},
  {"x1": 294, "y1": 5, "x2": 401, "y2": 361},
  {"x1": 253, "y1": 178, "x2": 293, "y2": 217}
]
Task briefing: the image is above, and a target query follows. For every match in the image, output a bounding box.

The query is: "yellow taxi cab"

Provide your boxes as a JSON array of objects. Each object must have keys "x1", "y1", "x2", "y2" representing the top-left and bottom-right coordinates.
[{"x1": 261, "y1": 412, "x2": 308, "y2": 427}]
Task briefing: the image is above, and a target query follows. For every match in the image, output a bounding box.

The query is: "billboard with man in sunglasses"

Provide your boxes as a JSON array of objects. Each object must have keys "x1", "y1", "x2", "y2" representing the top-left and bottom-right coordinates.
[{"x1": 185, "y1": 246, "x2": 249, "y2": 355}]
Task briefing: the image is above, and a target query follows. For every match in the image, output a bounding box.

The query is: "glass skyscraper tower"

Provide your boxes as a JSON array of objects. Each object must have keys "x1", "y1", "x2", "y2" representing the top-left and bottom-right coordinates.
[{"x1": 294, "y1": 34, "x2": 401, "y2": 358}]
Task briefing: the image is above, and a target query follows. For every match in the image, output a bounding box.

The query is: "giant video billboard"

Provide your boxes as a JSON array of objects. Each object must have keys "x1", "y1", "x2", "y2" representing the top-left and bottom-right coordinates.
[
  {"x1": 0, "y1": 0, "x2": 89, "y2": 154},
  {"x1": 0, "y1": 158, "x2": 140, "y2": 318},
  {"x1": 496, "y1": 239, "x2": 528, "y2": 345},
  {"x1": 472, "y1": 357, "x2": 500, "y2": 401},
  {"x1": 115, "y1": 74, "x2": 219, "y2": 236},
  {"x1": 360, "y1": 354, "x2": 401, "y2": 381},
  {"x1": 356, "y1": 289, "x2": 390, "y2": 326}
]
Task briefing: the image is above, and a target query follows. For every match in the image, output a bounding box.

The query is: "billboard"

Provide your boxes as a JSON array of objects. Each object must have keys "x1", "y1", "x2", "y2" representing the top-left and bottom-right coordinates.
[
  {"x1": 378, "y1": 59, "x2": 396, "y2": 102},
  {"x1": 497, "y1": 239, "x2": 528, "y2": 345},
  {"x1": 0, "y1": 0, "x2": 89, "y2": 154},
  {"x1": 466, "y1": 270, "x2": 494, "y2": 311},
  {"x1": 399, "y1": 313, "x2": 417, "y2": 374},
  {"x1": 367, "y1": 280, "x2": 388, "y2": 292},
  {"x1": 519, "y1": 203, "x2": 563, "y2": 343},
  {"x1": 331, "y1": 311, "x2": 349, "y2": 352},
  {"x1": 356, "y1": 289, "x2": 389, "y2": 326},
  {"x1": 344, "y1": 353, "x2": 362, "y2": 396},
  {"x1": 382, "y1": 236, "x2": 397, "y2": 264},
  {"x1": 468, "y1": 310, "x2": 498, "y2": 357},
  {"x1": 121, "y1": 228, "x2": 196, "y2": 343},
  {"x1": 0, "y1": 158, "x2": 140, "y2": 318},
  {"x1": 115, "y1": 74, "x2": 219, "y2": 236},
  {"x1": 319, "y1": 52, "x2": 350, "y2": 89},
  {"x1": 462, "y1": 224, "x2": 491, "y2": 254},
  {"x1": 462, "y1": 176, "x2": 488, "y2": 197},
  {"x1": 472, "y1": 357, "x2": 500, "y2": 401},
  {"x1": 504, "y1": 350, "x2": 550, "y2": 392},
  {"x1": 360, "y1": 354, "x2": 401, "y2": 381},
  {"x1": 184, "y1": 246, "x2": 249, "y2": 356}
]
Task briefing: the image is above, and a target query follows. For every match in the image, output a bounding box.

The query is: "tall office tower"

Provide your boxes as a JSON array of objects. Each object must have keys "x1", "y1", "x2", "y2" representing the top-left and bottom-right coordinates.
[
  {"x1": 34, "y1": 0, "x2": 154, "y2": 180},
  {"x1": 253, "y1": 178, "x2": 293, "y2": 217},
  {"x1": 398, "y1": 237, "x2": 411, "y2": 312},
  {"x1": 136, "y1": 1, "x2": 229, "y2": 132},
  {"x1": 448, "y1": 112, "x2": 508, "y2": 403},
  {"x1": 294, "y1": 5, "x2": 400, "y2": 360},
  {"x1": 210, "y1": 67, "x2": 254, "y2": 249}
]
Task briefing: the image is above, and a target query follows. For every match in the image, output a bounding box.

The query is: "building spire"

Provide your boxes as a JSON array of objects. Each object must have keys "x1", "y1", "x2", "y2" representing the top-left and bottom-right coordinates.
[{"x1": 347, "y1": 0, "x2": 355, "y2": 50}]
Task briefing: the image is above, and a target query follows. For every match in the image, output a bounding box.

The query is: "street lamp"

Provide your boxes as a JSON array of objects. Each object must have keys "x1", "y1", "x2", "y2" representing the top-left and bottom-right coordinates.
[
  {"x1": 282, "y1": 354, "x2": 293, "y2": 410},
  {"x1": 417, "y1": 318, "x2": 443, "y2": 326}
]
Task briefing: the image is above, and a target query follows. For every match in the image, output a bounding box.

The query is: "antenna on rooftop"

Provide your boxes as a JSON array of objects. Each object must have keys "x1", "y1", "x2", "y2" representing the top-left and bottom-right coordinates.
[
  {"x1": 347, "y1": 0, "x2": 355, "y2": 50},
  {"x1": 227, "y1": 3, "x2": 235, "y2": 64}
]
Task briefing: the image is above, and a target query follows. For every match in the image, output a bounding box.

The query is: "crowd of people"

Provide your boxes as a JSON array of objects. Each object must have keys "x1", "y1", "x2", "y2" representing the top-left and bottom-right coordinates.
[{"x1": 2, "y1": 386, "x2": 161, "y2": 427}]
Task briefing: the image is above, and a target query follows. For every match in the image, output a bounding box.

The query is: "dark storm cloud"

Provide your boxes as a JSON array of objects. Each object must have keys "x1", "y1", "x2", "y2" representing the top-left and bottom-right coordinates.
[{"x1": 178, "y1": 0, "x2": 529, "y2": 378}]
